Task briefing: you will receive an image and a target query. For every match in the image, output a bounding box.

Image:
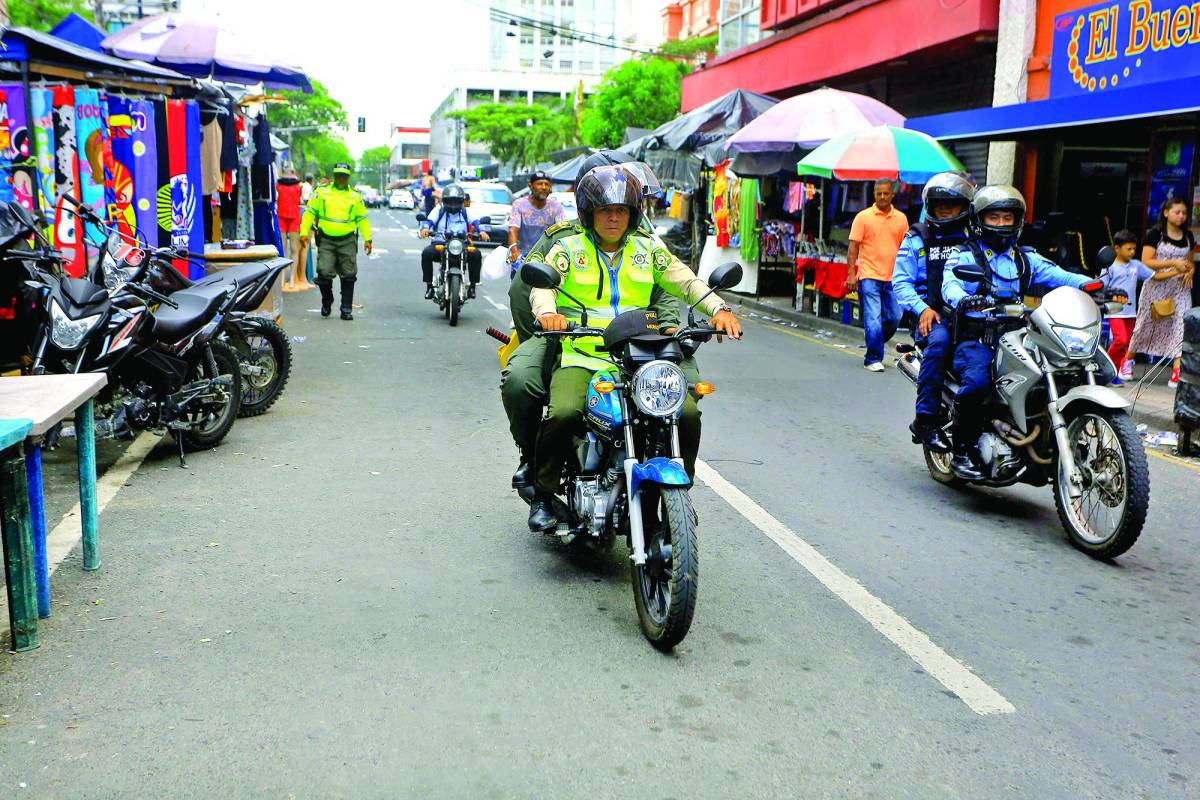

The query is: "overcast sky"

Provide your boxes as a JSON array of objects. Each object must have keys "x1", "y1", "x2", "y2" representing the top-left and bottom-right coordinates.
[{"x1": 181, "y1": 0, "x2": 665, "y2": 157}]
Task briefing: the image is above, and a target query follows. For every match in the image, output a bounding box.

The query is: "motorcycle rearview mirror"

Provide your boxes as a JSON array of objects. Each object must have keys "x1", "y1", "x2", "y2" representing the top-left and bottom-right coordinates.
[
  {"x1": 415, "y1": 212, "x2": 427, "y2": 222},
  {"x1": 477, "y1": 216, "x2": 492, "y2": 226},
  {"x1": 1096, "y1": 245, "x2": 1116, "y2": 270},
  {"x1": 952, "y1": 264, "x2": 988, "y2": 282},
  {"x1": 520, "y1": 261, "x2": 561, "y2": 290},
  {"x1": 708, "y1": 261, "x2": 743, "y2": 290}
]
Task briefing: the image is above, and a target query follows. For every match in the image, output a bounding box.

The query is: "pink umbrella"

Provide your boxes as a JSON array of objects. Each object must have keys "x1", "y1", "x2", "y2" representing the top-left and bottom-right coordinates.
[{"x1": 727, "y1": 87, "x2": 904, "y2": 153}]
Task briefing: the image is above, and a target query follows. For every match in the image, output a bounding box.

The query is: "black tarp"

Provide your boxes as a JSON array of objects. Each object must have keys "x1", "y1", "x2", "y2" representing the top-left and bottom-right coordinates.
[{"x1": 621, "y1": 89, "x2": 778, "y2": 165}]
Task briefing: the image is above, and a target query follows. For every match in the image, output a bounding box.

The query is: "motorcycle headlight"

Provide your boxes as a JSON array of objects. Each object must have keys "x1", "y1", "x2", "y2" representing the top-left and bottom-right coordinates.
[
  {"x1": 1051, "y1": 324, "x2": 1099, "y2": 358},
  {"x1": 631, "y1": 361, "x2": 687, "y2": 418},
  {"x1": 447, "y1": 238, "x2": 465, "y2": 256},
  {"x1": 49, "y1": 300, "x2": 101, "y2": 351}
]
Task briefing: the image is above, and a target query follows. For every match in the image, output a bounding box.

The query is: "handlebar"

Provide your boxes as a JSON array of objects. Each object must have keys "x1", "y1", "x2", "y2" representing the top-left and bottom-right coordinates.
[{"x1": 125, "y1": 281, "x2": 179, "y2": 309}]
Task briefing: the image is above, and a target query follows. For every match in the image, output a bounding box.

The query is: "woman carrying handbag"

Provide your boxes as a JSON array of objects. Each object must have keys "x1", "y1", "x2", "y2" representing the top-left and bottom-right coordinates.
[{"x1": 1125, "y1": 198, "x2": 1196, "y2": 388}]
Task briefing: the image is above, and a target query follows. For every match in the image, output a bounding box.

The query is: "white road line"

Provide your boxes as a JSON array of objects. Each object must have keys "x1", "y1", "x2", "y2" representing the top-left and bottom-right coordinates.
[
  {"x1": 695, "y1": 459, "x2": 1016, "y2": 716},
  {"x1": 484, "y1": 296, "x2": 507, "y2": 311},
  {"x1": 45, "y1": 433, "x2": 161, "y2": 575},
  {"x1": 404, "y1": 249, "x2": 423, "y2": 255}
]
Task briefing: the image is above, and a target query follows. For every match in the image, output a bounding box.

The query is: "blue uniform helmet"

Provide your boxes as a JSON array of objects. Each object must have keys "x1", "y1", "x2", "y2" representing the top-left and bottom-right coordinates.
[{"x1": 440, "y1": 183, "x2": 466, "y2": 213}]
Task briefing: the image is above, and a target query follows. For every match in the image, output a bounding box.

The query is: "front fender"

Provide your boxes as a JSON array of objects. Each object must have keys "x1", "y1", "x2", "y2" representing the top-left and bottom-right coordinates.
[
  {"x1": 629, "y1": 457, "x2": 691, "y2": 497},
  {"x1": 1057, "y1": 384, "x2": 1131, "y2": 415}
]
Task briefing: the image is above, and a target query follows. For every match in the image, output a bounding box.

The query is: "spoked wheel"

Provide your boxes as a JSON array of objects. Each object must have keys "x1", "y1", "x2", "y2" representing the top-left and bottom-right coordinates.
[
  {"x1": 631, "y1": 487, "x2": 698, "y2": 651},
  {"x1": 237, "y1": 321, "x2": 292, "y2": 417},
  {"x1": 448, "y1": 273, "x2": 462, "y2": 327},
  {"x1": 924, "y1": 446, "x2": 961, "y2": 485},
  {"x1": 182, "y1": 341, "x2": 242, "y2": 451},
  {"x1": 1053, "y1": 409, "x2": 1149, "y2": 559}
]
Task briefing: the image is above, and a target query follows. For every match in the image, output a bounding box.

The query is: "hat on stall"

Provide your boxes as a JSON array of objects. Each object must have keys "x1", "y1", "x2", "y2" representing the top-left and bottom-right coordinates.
[{"x1": 332, "y1": 163, "x2": 352, "y2": 175}]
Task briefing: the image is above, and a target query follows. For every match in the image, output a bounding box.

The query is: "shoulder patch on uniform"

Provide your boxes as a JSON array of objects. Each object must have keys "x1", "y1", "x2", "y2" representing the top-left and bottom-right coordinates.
[
  {"x1": 632, "y1": 252, "x2": 647, "y2": 266},
  {"x1": 546, "y1": 220, "x2": 578, "y2": 237},
  {"x1": 551, "y1": 248, "x2": 571, "y2": 275},
  {"x1": 651, "y1": 246, "x2": 671, "y2": 272}
]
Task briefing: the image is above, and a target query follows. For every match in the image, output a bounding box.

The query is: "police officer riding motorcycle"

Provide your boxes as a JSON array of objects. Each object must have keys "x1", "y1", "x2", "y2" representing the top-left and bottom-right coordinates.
[
  {"x1": 892, "y1": 172, "x2": 975, "y2": 453},
  {"x1": 418, "y1": 183, "x2": 488, "y2": 303}
]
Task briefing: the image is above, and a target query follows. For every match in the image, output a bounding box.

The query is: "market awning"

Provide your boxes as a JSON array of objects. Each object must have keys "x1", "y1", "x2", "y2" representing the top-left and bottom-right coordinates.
[
  {"x1": 905, "y1": 82, "x2": 1200, "y2": 142},
  {"x1": 49, "y1": 13, "x2": 107, "y2": 53},
  {"x1": 0, "y1": 26, "x2": 192, "y2": 84}
]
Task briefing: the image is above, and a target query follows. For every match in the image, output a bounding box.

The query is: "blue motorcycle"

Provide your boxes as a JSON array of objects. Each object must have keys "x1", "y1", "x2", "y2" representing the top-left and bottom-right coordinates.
[{"x1": 521, "y1": 260, "x2": 742, "y2": 650}]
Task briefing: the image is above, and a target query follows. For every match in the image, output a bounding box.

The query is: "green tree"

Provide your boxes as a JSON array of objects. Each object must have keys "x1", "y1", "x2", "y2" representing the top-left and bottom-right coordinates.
[
  {"x1": 266, "y1": 79, "x2": 350, "y2": 176},
  {"x1": 358, "y1": 145, "x2": 392, "y2": 191},
  {"x1": 448, "y1": 102, "x2": 579, "y2": 172},
  {"x1": 8, "y1": 0, "x2": 94, "y2": 30},
  {"x1": 656, "y1": 33, "x2": 719, "y2": 63},
  {"x1": 580, "y1": 58, "x2": 691, "y2": 149}
]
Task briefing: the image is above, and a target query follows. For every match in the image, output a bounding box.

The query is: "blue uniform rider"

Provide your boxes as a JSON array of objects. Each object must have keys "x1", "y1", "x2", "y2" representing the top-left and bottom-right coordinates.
[
  {"x1": 941, "y1": 185, "x2": 1094, "y2": 480},
  {"x1": 418, "y1": 183, "x2": 489, "y2": 299},
  {"x1": 893, "y1": 172, "x2": 975, "y2": 454}
]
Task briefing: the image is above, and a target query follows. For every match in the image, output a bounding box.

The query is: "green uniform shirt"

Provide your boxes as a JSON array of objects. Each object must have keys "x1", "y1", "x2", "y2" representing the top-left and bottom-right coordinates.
[{"x1": 301, "y1": 185, "x2": 372, "y2": 240}]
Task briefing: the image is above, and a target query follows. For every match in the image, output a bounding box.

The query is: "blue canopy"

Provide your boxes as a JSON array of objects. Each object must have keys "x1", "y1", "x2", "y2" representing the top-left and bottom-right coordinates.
[
  {"x1": 49, "y1": 12, "x2": 107, "y2": 53},
  {"x1": 906, "y1": 82, "x2": 1198, "y2": 141},
  {"x1": 0, "y1": 26, "x2": 191, "y2": 83}
]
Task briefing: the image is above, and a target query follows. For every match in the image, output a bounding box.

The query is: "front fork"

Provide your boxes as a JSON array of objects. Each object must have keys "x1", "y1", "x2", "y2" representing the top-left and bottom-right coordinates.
[
  {"x1": 1043, "y1": 365, "x2": 1083, "y2": 499},
  {"x1": 620, "y1": 397, "x2": 684, "y2": 567}
]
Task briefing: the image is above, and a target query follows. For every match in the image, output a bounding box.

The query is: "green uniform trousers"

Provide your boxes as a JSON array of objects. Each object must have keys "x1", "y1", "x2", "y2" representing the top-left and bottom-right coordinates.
[
  {"x1": 533, "y1": 365, "x2": 702, "y2": 494},
  {"x1": 316, "y1": 234, "x2": 358, "y2": 280}
]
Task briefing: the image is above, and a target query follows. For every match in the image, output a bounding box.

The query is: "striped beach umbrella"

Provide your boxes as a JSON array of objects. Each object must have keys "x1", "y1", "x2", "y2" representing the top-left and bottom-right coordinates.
[{"x1": 797, "y1": 125, "x2": 964, "y2": 183}]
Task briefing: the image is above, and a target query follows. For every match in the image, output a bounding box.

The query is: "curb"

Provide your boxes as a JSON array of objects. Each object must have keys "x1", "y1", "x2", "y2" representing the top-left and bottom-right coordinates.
[{"x1": 729, "y1": 293, "x2": 1181, "y2": 436}]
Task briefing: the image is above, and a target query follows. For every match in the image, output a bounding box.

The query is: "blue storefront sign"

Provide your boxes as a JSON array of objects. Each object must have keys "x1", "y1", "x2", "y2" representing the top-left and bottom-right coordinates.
[{"x1": 1052, "y1": 0, "x2": 1200, "y2": 98}]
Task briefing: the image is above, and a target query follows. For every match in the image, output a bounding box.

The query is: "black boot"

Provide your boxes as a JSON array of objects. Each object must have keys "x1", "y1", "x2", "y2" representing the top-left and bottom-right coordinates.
[
  {"x1": 467, "y1": 284, "x2": 477, "y2": 299},
  {"x1": 339, "y1": 278, "x2": 355, "y2": 321},
  {"x1": 316, "y1": 279, "x2": 334, "y2": 317},
  {"x1": 424, "y1": 283, "x2": 435, "y2": 300},
  {"x1": 528, "y1": 493, "x2": 558, "y2": 534},
  {"x1": 910, "y1": 415, "x2": 951, "y2": 453}
]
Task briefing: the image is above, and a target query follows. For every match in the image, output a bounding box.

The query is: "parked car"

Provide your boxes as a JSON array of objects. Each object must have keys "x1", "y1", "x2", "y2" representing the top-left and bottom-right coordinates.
[
  {"x1": 389, "y1": 191, "x2": 415, "y2": 210},
  {"x1": 549, "y1": 191, "x2": 577, "y2": 220},
  {"x1": 358, "y1": 187, "x2": 383, "y2": 208},
  {"x1": 464, "y1": 182, "x2": 512, "y2": 245}
]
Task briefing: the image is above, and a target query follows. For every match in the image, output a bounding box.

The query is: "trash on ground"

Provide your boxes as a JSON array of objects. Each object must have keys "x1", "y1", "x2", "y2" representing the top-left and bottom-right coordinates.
[
  {"x1": 1146, "y1": 430, "x2": 1179, "y2": 447},
  {"x1": 291, "y1": 336, "x2": 307, "y2": 344}
]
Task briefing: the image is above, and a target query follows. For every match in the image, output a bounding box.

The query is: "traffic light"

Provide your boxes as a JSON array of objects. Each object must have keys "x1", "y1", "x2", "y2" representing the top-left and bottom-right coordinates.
[{"x1": 357, "y1": 117, "x2": 365, "y2": 133}]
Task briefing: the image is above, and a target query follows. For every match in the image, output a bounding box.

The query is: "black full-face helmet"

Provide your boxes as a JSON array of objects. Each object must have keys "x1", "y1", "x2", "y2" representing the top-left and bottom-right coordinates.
[
  {"x1": 441, "y1": 183, "x2": 466, "y2": 212},
  {"x1": 971, "y1": 185, "x2": 1027, "y2": 251},
  {"x1": 575, "y1": 149, "x2": 634, "y2": 185},
  {"x1": 922, "y1": 172, "x2": 975, "y2": 235},
  {"x1": 576, "y1": 165, "x2": 644, "y2": 240}
]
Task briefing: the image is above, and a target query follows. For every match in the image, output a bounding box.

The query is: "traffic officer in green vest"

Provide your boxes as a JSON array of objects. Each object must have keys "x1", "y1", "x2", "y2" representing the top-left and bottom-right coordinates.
[
  {"x1": 502, "y1": 152, "x2": 686, "y2": 497},
  {"x1": 526, "y1": 164, "x2": 742, "y2": 532},
  {"x1": 299, "y1": 162, "x2": 373, "y2": 320}
]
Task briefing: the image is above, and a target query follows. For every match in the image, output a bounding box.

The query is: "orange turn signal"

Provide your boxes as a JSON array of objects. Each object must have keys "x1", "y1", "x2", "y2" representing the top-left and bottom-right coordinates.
[
  {"x1": 594, "y1": 381, "x2": 616, "y2": 394},
  {"x1": 693, "y1": 382, "x2": 716, "y2": 396},
  {"x1": 467, "y1": 246, "x2": 477, "y2": 253},
  {"x1": 434, "y1": 244, "x2": 444, "y2": 252}
]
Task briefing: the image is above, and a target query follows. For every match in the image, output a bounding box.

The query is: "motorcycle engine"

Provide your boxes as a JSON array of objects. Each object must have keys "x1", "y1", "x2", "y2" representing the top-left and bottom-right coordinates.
[
  {"x1": 573, "y1": 478, "x2": 608, "y2": 537},
  {"x1": 975, "y1": 431, "x2": 1022, "y2": 481}
]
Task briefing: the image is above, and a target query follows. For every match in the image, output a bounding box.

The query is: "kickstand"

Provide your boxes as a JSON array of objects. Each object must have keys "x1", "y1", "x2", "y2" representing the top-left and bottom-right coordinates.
[{"x1": 173, "y1": 430, "x2": 189, "y2": 469}]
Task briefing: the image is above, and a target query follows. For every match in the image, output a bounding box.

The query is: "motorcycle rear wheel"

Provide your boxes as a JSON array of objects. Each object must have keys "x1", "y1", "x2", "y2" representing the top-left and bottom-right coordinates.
[
  {"x1": 632, "y1": 487, "x2": 698, "y2": 651},
  {"x1": 238, "y1": 320, "x2": 292, "y2": 418},
  {"x1": 182, "y1": 341, "x2": 242, "y2": 451},
  {"x1": 1053, "y1": 409, "x2": 1148, "y2": 560},
  {"x1": 449, "y1": 274, "x2": 462, "y2": 327},
  {"x1": 924, "y1": 447, "x2": 961, "y2": 486}
]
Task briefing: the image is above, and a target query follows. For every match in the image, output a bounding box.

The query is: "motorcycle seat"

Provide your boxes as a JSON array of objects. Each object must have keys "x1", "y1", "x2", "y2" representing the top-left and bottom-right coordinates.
[
  {"x1": 149, "y1": 285, "x2": 227, "y2": 342},
  {"x1": 62, "y1": 276, "x2": 109, "y2": 308},
  {"x1": 191, "y1": 262, "x2": 272, "y2": 288}
]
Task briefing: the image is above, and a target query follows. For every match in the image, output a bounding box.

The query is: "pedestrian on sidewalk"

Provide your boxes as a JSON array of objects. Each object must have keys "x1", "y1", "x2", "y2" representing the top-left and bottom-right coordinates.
[
  {"x1": 507, "y1": 170, "x2": 567, "y2": 274},
  {"x1": 847, "y1": 179, "x2": 909, "y2": 372},
  {"x1": 1101, "y1": 230, "x2": 1154, "y2": 384},
  {"x1": 1125, "y1": 198, "x2": 1196, "y2": 388}
]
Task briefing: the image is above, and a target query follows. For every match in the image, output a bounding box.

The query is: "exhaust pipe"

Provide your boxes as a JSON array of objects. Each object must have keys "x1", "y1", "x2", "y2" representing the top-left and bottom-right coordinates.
[{"x1": 896, "y1": 352, "x2": 921, "y2": 386}]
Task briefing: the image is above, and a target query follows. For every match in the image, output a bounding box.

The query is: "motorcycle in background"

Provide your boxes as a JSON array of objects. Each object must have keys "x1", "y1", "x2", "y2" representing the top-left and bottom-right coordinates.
[
  {"x1": 415, "y1": 212, "x2": 491, "y2": 327},
  {"x1": 520, "y1": 259, "x2": 743, "y2": 651}
]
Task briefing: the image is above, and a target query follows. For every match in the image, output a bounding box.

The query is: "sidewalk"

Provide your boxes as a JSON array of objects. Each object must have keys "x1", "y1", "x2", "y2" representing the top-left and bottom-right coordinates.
[{"x1": 731, "y1": 293, "x2": 1185, "y2": 438}]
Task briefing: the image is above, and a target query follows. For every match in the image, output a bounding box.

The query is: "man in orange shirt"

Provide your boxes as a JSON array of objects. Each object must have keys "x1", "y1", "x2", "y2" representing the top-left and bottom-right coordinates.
[{"x1": 846, "y1": 179, "x2": 910, "y2": 371}]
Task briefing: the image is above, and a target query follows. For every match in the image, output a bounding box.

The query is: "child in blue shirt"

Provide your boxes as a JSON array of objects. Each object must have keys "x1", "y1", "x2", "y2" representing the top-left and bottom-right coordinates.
[{"x1": 1102, "y1": 230, "x2": 1157, "y2": 382}]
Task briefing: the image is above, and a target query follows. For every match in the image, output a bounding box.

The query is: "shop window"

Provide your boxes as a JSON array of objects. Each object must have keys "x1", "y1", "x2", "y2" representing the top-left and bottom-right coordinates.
[{"x1": 401, "y1": 143, "x2": 430, "y2": 160}]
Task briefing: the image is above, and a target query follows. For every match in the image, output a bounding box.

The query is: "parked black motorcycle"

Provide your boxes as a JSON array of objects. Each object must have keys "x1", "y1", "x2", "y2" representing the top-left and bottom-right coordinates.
[
  {"x1": 64, "y1": 194, "x2": 293, "y2": 418},
  {"x1": 7, "y1": 201, "x2": 243, "y2": 455},
  {"x1": 415, "y1": 212, "x2": 490, "y2": 327}
]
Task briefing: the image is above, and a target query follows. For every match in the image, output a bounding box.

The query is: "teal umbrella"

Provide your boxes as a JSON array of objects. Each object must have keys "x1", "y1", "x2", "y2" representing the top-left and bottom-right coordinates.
[{"x1": 797, "y1": 125, "x2": 963, "y2": 183}]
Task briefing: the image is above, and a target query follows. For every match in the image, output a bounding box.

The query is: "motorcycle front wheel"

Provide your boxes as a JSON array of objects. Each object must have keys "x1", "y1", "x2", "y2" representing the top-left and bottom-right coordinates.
[
  {"x1": 632, "y1": 487, "x2": 698, "y2": 651},
  {"x1": 182, "y1": 340, "x2": 242, "y2": 451},
  {"x1": 237, "y1": 320, "x2": 292, "y2": 418},
  {"x1": 924, "y1": 446, "x2": 961, "y2": 486},
  {"x1": 448, "y1": 273, "x2": 462, "y2": 327},
  {"x1": 1053, "y1": 409, "x2": 1149, "y2": 560}
]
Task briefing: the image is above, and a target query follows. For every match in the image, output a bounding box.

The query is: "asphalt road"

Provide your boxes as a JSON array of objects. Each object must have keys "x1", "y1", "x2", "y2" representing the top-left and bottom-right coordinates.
[{"x1": 1, "y1": 209, "x2": 1197, "y2": 798}]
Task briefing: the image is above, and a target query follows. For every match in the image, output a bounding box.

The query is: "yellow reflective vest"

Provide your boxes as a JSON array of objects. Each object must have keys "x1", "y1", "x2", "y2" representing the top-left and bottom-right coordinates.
[{"x1": 300, "y1": 185, "x2": 372, "y2": 239}]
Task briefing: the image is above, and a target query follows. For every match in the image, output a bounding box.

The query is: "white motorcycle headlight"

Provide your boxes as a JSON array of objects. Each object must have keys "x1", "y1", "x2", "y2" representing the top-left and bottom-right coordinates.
[
  {"x1": 49, "y1": 300, "x2": 101, "y2": 351},
  {"x1": 1051, "y1": 324, "x2": 1099, "y2": 358},
  {"x1": 631, "y1": 361, "x2": 687, "y2": 418},
  {"x1": 447, "y1": 238, "x2": 465, "y2": 256}
]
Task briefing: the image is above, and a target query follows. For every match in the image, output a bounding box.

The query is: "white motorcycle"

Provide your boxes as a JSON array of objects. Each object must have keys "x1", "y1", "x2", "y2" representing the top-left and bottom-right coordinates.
[{"x1": 897, "y1": 253, "x2": 1150, "y2": 559}]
